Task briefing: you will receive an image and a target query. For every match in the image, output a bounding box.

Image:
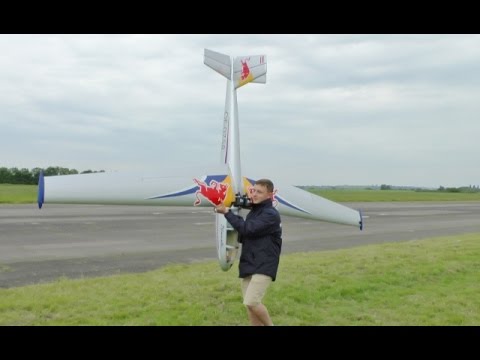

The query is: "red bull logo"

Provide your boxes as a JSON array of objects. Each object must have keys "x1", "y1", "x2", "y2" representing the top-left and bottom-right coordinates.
[
  {"x1": 240, "y1": 59, "x2": 250, "y2": 80},
  {"x1": 193, "y1": 178, "x2": 229, "y2": 206}
]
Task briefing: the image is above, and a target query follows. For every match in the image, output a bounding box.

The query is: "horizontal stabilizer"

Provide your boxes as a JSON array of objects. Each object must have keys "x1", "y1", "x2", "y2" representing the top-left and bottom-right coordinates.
[
  {"x1": 204, "y1": 49, "x2": 231, "y2": 80},
  {"x1": 233, "y1": 54, "x2": 267, "y2": 88},
  {"x1": 273, "y1": 182, "x2": 363, "y2": 229},
  {"x1": 252, "y1": 74, "x2": 266, "y2": 84}
]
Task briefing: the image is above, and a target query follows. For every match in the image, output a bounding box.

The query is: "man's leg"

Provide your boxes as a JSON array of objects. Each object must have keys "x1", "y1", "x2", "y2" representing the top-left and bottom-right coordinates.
[
  {"x1": 246, "y1": 305, "x2": 265, "y2": 326},
  {"x1": 246, "y1": 303, "x2": 273, "y2": 326},
  {"x1": 242, "y1": 274, "x2": 273, "y2": 326}
]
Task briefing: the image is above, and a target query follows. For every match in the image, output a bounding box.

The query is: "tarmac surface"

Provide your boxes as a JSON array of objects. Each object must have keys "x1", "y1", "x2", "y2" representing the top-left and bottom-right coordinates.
[{"x1": 1, "y1": 202, "x2": 480, "y2": 288}]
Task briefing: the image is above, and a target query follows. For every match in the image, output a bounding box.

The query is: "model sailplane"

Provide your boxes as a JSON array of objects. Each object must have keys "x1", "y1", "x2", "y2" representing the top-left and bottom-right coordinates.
[{"x1": 37, "y1": 49, "x2": 363, "y2": 271}]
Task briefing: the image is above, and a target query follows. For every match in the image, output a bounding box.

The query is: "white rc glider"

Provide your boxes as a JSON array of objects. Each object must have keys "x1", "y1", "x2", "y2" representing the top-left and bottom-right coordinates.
[{"x1": 37, "y1": 49, "x2": 363, "y2": 271}]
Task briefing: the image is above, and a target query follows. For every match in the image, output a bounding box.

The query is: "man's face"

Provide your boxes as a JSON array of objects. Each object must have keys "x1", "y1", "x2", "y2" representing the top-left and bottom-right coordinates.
[{"x1": 250, "y1": 184, "x2": 272, "y2": 204}]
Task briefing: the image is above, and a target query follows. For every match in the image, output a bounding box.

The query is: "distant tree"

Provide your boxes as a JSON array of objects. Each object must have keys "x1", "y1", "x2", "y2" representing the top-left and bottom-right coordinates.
[
  {"x1": 44, "y1": 166, "x2": 77, "y2": 176},
  {"x1": 380, "y1": 184, "x2": 391, "y2": 190},
  {"x1": 0, "y1": 167, "x2": 13, "y2": 183},
  {"x1": 12, "y1": 168, "x2": 32, "y2": 184},
  {"x1": 31, "y1": 168, "x2": 43, "y2": 185},
  {"x1": 80, "y1": 169, "x2": 104, "y2": 174},
  {"x1": 446, "y1": 187, "x2": 460, "y2": 193},
  {"x1": 0, "y1": 166, "x2": 105, "y2": 184}
]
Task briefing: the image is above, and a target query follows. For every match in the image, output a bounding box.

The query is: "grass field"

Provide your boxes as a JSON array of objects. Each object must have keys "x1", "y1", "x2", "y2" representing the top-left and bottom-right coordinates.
[
  {"x1": 1, "y1": 233, "x2": 479, "y2": 325},
  {"x1": 2, "y1": 184, "x2": 480, "y2": 204},
  {"x1": 2, "y1": 184, "x2": 479, "y2": 325},
  {"x1": 310, "y1": 188, "x2": 480, "y2": 202},
  {"x1": 0, "y1": 184, "x2": 37, "y2": 204}
]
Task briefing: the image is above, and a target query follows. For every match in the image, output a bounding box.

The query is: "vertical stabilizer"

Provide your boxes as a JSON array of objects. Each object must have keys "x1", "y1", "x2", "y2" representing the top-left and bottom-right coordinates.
[{"x1": 204, "y1": 49, "x2": 232, "y2": 80}]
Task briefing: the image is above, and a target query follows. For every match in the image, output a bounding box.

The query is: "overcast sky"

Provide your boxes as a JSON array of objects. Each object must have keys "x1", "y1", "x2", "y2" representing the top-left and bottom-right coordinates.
[{"x1": 1, "y1": 34, "x2": 479, "y2": 187}]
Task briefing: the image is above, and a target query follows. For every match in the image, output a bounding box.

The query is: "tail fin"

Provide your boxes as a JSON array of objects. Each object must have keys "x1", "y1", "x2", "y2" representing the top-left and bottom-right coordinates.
[
  {"x1": 204, "y1": 49, "x2": 267, "y2": 88},
  {"x1": 233, "y1": 54, "x2": 267, "y2": 88},
  {"x1": 204, "y1": 49, "x2": 232, "y2": 80}
]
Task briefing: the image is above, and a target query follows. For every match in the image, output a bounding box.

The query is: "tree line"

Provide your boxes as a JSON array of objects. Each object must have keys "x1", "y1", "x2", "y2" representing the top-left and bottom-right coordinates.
[
  {"x1": 380, "y1": 183, "x2": 480, "y2": 193},
  {"x1": 0, "y1": 167, "x2": 104, "y2": 185}
]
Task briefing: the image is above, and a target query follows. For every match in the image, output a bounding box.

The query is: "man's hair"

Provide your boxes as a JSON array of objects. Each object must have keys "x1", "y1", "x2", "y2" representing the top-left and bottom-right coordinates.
[{"x1": 255, "y1": 178, "x2": 274, "y2": 193}]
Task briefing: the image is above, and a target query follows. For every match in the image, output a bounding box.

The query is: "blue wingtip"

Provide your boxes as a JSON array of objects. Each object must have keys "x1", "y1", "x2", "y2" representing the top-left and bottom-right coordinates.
[
  {"x1": 37, "y1": 170, "x2": 44, "y2": 209},
  {"x1": 359, "y1": 209, "x2": 363, "y2": 230}
]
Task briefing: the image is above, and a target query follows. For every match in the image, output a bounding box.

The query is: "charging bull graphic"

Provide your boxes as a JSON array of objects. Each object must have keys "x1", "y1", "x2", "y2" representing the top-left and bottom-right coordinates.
[
  {"x1": 240, "y1": 59, "x2": 250, "y2": 80},
  {"x1": 193, "y1": 178, "x2": 229, "y2": 206},
  {"x1": 237, "y1": 57, "x2": 254, "y2": 88}
]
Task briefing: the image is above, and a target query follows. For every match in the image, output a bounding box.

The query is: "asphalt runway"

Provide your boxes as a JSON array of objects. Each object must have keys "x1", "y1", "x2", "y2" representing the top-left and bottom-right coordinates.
[{"x1": 1, "y1": 202, "x2": 480, "y2": 288}]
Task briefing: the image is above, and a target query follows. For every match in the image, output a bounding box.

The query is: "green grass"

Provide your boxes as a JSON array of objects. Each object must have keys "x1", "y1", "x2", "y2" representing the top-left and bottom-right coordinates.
[
  {"x1": 310, "y1": 188, "x2": 480, "y2": 202},
  {"x1": 0, "y1": 184, "x2": 36, "y2": 204},
  {"x1": 1, "y1": 233, "x2": 479, "y2": 325}
]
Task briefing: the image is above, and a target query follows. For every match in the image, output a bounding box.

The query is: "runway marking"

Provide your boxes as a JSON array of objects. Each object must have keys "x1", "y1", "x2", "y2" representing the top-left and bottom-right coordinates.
[{"x1": 24, "y1": 240, "x2": 134, "y2": 250}]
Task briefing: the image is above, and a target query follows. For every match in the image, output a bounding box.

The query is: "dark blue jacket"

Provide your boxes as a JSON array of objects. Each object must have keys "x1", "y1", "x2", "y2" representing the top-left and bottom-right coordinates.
[{"x1": 225, "y1": 199, "x2": 282, "y2": 281}]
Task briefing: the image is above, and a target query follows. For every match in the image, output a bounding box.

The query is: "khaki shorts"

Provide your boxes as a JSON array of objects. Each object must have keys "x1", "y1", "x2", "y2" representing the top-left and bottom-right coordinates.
[{"x1": 241, "y1": 274, "x2": 272, "y2": 306}]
